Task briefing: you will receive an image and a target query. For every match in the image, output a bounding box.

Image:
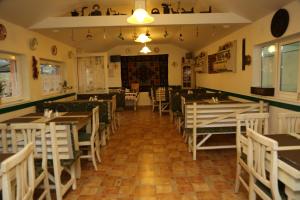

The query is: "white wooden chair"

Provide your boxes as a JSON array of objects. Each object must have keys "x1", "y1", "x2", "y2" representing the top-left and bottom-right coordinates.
[
  {"x1": 150, "y1": 87, "x2": 159, "y2": 112},
  {"x1": 79, "y1": 106, "x2": 101, "y2": 170},
  {"x1": 111, "y1": 95, "x2": 118, "y2": 132},
  {"x1": 48, "y1": 122, "x2": 78, "y2": 200},
  {"x1": 1, "y1": 143, "x2": 35, "y2": 200},
  {"x1": 10, "y1": 123, "x2": 51, "y2": 200},
  {"x1": 155, "y1": 87, "x2": 169, "y2": 116},
  {"x1": 278, "y1": 112, "x2": 300, "y2": 138},
  {"x1": 125, "y1": 92, "x2": 139, "y2": 111},
  {"x1": 235, "y1": 113, "x2": 269, "y2": 193},
  {"x1": 246, "y1": 128, "x2": 282, "y2": 200},
  {"x1": 112, "y1": 95, "x2": 120, "y2": 129},
  {"x1": 0, "y1": 123, "x2": 9, "y2": 153}
]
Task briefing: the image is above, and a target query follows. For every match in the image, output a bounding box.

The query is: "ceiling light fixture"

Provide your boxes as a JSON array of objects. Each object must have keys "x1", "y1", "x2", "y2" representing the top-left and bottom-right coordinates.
[
  {"x1": 140, "y1": 44, "x2": 151, "y2": 54},
  {"x1": 127, "y1": 0, "x2": 154, "y2": 25},
  {"x1": 135, "y1": 33, "x2": 152, "y2": 43}
]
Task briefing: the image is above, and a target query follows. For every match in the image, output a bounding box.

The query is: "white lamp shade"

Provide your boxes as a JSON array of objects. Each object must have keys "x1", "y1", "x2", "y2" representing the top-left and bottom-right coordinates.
[
  {"x1": 127, "y1": 8, "x2": 154, "y2": 24},
  {"x1": 140, "y1": 45, "x2": 151, "y2": 54},
  {"x1": 135, "y1": 33, "x2": 152, "y2": 43}
]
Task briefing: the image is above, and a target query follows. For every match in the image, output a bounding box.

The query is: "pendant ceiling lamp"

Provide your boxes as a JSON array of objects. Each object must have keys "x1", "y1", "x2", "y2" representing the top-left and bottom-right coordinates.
[
  {"x1": 140, "y1": 44, "x2": 151, "y2": 54},
  {"x1": 127, "y1": 0, "x2": 154, "y2": 25},
  {"x1": 135, "y1": 33, "x2": 152, "y2": 43}
]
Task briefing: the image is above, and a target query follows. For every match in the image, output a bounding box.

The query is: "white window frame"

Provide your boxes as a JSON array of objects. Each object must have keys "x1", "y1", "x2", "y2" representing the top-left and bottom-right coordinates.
[
  {"x1": 0, "y1": 53, "x2": 24, "y2": 104},
  {"x1": 40, "y1": 60, "x2": 64, "y2": 96},
  {"x1": 260, "y1": 44, "x2": 278, "y2": 89},
  {"x1": 276, "y1": 38, "x2": 300, "y2": 100}
]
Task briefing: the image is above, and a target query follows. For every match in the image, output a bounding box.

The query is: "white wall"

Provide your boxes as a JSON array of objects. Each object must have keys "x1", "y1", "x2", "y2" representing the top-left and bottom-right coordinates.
[
  {"x1": 0, "y1": 18, "x2": 77, "y2": 121},
  {"x1": 194, "y1": 0, "x2": 300, "y2": 133}
]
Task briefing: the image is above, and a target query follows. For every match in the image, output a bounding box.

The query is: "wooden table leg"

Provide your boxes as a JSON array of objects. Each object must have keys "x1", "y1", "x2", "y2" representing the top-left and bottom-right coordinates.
[{"x1": 72, "y1": 125, "x2": 81, "y2": 179}]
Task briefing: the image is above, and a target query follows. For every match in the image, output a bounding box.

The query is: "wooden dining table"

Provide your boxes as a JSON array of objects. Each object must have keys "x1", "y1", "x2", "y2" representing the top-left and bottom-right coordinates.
[{"x1": 0, "y1": 111, "x2": 92, "y2": 178}]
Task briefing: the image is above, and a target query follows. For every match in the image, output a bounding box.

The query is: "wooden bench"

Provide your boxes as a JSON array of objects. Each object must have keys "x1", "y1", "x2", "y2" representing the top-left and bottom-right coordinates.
[{"x1": 185, "y1": 100, "x2": 268, "y2": 160}]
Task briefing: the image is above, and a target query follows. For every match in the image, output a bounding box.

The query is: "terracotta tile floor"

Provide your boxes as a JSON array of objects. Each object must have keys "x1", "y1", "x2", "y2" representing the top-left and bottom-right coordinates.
[{"x1": 64, "y1": 107, "x2": 248, "y2": 200}]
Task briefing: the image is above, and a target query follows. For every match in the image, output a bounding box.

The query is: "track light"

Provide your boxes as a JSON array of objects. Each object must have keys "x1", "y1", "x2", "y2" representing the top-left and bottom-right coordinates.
[
  {"x1": 86, "y1": 29, "x2": 93, "y2": 40},
  {"x1": 118, "y1": 30, "x2": 124, "y2": 40},
  {"x1": 178, "y1": 33, "x2": 184, "y2": 42},
  {"x1": 103, "y1": 28, "x2": 107, "y2": 39},
  {"x1": 163, "y1": 30, "x2": 168, "y2": 38}
]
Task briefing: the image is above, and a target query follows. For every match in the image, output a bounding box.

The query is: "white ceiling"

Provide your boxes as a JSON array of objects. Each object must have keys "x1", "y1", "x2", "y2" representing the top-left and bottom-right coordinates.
[{"x1": 0, "y1": 0, "x2": 295, "y2": 52}]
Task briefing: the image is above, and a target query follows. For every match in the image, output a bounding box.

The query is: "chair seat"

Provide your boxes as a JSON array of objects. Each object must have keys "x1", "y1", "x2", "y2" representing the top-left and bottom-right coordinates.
[
  {"x1": 186, "y1": 126, "x2": 246, "y2": 134},
  {"x1": 60, "y1": 150, "x2": 80, "y2": 167},
  {"x1": 78, "y1": 132, "x2": 91, "y2": 142},
  {"x1": 255, "y1": 180, "x2": 287, "y2": 200},
  {"x1": 38, "y1": 151, "x2": 81, "y2": 168}
]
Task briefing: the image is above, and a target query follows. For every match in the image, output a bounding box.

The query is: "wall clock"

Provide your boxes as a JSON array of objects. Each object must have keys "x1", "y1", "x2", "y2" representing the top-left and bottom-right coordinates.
[
  {"x1": 51, "y1": 45, "x2": 57, "y2": 56},
  {"x1": 29, "y1": 38, "x2": 38, "y2": 50},
  {"x1": 0, "y1": 24, "x2": 7, "y2": 40},
  {"x1": 271, "y1": 9, "x2": 289, "y2": 38}
]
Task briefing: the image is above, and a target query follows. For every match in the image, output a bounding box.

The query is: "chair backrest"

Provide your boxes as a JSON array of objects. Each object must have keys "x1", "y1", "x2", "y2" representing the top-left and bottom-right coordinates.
[
  {"x1": 92, "y1": 106, "x2": 100, "y2": 141},
  {"x1": 156, "y1": 87, "x2": 167, "y2": 101},
  {"x1": 181, "y1": 96, "x2": 186, "y2": 116},
  {"x1": 0, "y1": 123, "x2": 9, "y2": 153},
  {"x1": 48, "y1": 123, "x2": 74, "y2": 160},
  {"x1": 10, "y1": 123, "x2": 47, "y2": 157},
  {"x1": 246, "y1": 128, "x2": 280, "y2": 200},
  {"x1": 111, "y1": 95, "x2": 116, "y2": 118},
  {"x1": 278, "y1": 112, "x2": 300, "y2": 137},
  {"x1": 185, "y1": 101, "x2": 268, "y2": 129},
  {"x1": 236, "y1": 113, "x2": 270, "y2": 165},
  {"x1": 131, "y1": 82, "x2": 139, "y2": 92},
  {"x1": 1, "y1": 143, "x2": 35, "y2": 200}
]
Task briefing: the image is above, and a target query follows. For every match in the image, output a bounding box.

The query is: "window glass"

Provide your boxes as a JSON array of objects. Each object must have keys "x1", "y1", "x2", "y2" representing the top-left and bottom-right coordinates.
[
  {"x1": 0, "y1": 54, "x2": 21, "y2": 99},
  {"x1": 279, "y1": 42, "x2": 300, "y2": 92},
  {"x1": 77, "y1": 56, "x2": 105, "y2": 92},
  {"x1": 261, "y1": 45, "x2": 275, "y2": 88},
  {"x1": 40, "y1": 61, "x2": 63, "y2": 94}
]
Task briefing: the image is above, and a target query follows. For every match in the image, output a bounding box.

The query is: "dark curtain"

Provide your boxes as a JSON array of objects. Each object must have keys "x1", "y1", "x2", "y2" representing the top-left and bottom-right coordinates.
[{"x1": 121, "y1": 54, "x2": 168, "y2": 92}]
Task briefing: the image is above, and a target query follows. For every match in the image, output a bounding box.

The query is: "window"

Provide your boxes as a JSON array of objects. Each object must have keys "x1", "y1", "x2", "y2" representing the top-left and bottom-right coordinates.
[
  {"x1": 0, "y1": 53, "x2": 22, "y2": 101},
  {"x1": 40, "y1": 60, "x2": 64, "y2": 95},
  {"x1": 261, "y1": 45, "x2": 276, "y2": 88},
  {"x1": 279, "y1": 42, "x2": 300, "y2": 93},
  {"x1": 77, "y1": 56, "x2": 105, "y2": 92},
  {"x1": 258, "y1": 36, "x2": 300, "y2": 100}
]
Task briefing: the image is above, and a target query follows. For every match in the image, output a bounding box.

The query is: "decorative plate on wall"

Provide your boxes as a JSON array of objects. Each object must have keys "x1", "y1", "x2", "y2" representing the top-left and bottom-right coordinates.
[
  {"x1": 154, "y1": 47, "x2": 160, "y2": 53},
  {"x1": 68, "y1": 51, "x2": 74, "y2": 59},
  {"x1": 29, "y1": 38, "x2": 38, "y2": 50},
  {"x1": 271, "y1": 9, "x2": 289, "y2": 38},
  {"x1": 51, "y1": 45, "x2": 57, "y2": 56},
  {"x1": 0, "y1": 24, "x2": 7, "y2": 40}
]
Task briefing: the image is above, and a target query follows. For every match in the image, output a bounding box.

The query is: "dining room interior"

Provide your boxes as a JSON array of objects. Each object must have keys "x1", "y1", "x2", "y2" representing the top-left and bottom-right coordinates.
[{"x1": 1, "y1": 0, "x2": 300, "y2": 199}]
